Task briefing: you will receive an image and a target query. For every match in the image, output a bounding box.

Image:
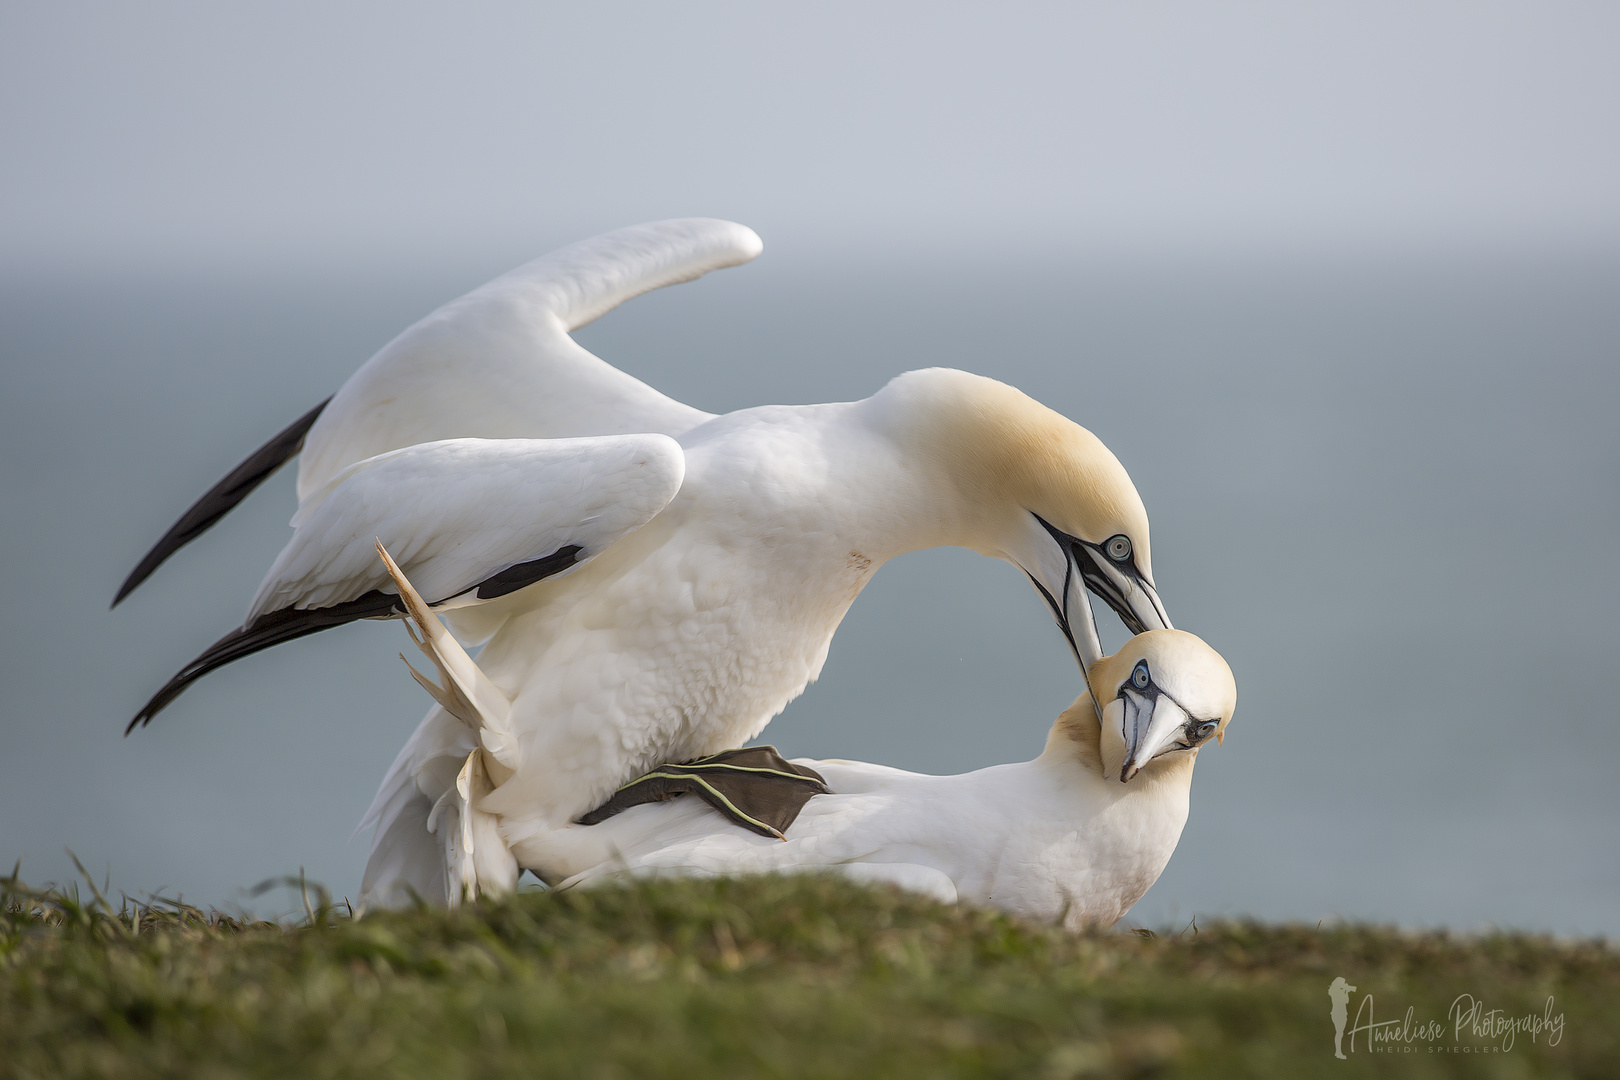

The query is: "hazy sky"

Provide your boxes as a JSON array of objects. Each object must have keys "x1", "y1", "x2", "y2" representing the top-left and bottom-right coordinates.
[{"x1": 4, "y1": 2, "x2": 1618, "y2": 271}]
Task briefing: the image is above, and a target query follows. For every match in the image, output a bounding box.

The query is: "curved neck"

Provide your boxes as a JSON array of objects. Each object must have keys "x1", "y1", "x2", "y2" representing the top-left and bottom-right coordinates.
[
  {"x1": 844, "y1": 390, "x2": 1006, "y2": 558},
  {"x1": 1041, "y1": 693, "x2": 1105, "y2": 776}
]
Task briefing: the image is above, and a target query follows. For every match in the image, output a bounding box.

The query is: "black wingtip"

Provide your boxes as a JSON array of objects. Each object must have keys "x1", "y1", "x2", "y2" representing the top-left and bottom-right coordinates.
[
  {"x1": 111, "y1": 573, "x2": 144, "y2": 611},
  {"x1": 111, "y1": 397, "x2": 333, "y2": 609},
  {"x1": 122, "y1": 589, "x2": 400, "y2": 734}
]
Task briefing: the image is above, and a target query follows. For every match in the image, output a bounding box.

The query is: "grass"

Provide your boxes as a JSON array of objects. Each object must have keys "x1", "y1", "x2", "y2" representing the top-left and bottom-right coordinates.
[{"x1": 2, "y1": 868, "x2": 1614, "y2": 1079}]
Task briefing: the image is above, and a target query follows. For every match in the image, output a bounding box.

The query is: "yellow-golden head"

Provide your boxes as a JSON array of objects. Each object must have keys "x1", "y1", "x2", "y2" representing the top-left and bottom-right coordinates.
[
  {"x1": 873, "y1": 367, "x2": 1171, "y2": 674},
  {"x1": 1085, "y1": 629, "x2": 1236, "y2": 782}
]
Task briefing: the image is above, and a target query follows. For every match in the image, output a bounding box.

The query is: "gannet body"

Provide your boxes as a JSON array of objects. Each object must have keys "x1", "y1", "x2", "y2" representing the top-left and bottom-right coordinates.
[
  {"x1": 383, "y1": 548, "x2": 1234, "y2": 927},
  {"x1": 552, "y1": 748, "x2": 1194, "y2": 931},
  {"x1": 115, "y1": 220, "x2": 1175, "y2": 907}
]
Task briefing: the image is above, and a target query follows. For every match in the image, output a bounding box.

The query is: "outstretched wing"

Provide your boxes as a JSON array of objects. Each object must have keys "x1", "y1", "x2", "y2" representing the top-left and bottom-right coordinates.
[
  {"x1": 114, "y1": 218, "x2": 759, "y2": 604},
  {"x1": 127, "y1": 433, "x2": 684, "y2": 730},
  {"x1": 296, "y1": 217, "x2": 760, "y2": 498}
]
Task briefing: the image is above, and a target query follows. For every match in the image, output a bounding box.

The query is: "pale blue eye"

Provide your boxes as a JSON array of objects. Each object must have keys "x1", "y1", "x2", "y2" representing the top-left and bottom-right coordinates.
[
  {"x1": 1131, "y1": 663, "x2": 1150, "y2": 690},
  {"x1": 1106, "y1": 535, "x2": 1132, "y2": 562},
  {"x1": 1197, "y1": 721, "x2": 1218, "y2": 740}
]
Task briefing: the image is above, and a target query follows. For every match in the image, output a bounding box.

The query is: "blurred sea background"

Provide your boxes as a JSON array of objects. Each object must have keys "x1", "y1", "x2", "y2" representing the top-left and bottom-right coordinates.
[{"x1": 3, "y1": 3, "x2": 1617, "y2": 933}]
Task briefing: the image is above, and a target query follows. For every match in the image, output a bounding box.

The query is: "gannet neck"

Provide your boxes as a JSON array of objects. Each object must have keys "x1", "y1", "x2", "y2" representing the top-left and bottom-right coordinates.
[
  {"x1": 861, "y1": 368, "x2": 1153, "y2": 572},
  {"x1": 1041, "y1": 692, "x2": 1105, "y2": 776},
  {"x1": 676, "y1": 398, "x2": 964, "y2": 565}
]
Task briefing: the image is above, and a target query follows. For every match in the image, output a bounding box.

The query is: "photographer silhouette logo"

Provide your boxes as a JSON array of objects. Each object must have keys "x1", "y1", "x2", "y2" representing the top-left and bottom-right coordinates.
[
  {"x1": 1326, "y1": 976, "x2": 1564, "y2": 1058},
  {"x1": 1329, "y1": 977, "x2": 1356, "y2": 1059}
]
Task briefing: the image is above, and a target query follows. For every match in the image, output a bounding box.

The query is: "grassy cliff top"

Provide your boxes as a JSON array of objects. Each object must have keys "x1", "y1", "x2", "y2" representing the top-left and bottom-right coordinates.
[{"x1": 4, "y1": 872, "x2": 1614, "y2": 1079}]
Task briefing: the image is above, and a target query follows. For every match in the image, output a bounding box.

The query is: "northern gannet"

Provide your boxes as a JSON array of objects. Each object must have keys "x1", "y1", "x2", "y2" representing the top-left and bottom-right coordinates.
[
  {"x1": 383, "y1": 544, "x2": 1234, "y2": 927},
  {"x1": 113, "y1": 220, "x2": 1174, "y2": 903}
]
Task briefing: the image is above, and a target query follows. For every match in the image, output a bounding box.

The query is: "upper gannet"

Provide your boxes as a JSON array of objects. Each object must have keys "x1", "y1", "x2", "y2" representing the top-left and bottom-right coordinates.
[
  {"x1": 382, "y1": 542, "x2": 1233, "y2": 927},
  {"x1": 112, "y1": 219, "x2": 1174, "y2": 903}
]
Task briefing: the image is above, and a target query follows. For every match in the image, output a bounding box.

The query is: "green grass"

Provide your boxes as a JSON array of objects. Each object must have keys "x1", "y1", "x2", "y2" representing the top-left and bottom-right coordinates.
[{"x1": 3, "y1": 870, "x2": 1614, "y2": 1079}]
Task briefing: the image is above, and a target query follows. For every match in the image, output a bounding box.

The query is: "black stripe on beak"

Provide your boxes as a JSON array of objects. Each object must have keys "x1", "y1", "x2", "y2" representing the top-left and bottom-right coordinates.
[
  {"x1": 1075, "y1": 549, "x2": 1151, "y2": 636},
  {"x1": 1032, "y1": 515, "x2": 1153, "y2": 636}
]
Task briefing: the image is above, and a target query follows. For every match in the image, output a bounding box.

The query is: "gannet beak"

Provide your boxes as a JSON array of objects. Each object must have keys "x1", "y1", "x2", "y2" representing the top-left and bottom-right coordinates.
[
  {"x1": 1076, "y1": 546, "x2": 1171, "y2": 638},
  {"x1": 1118, "y1": 692, "x2": 1191, "y2": 783},
  {"x1": 1019, "y1": 529, "x2": 1101, "y2": 674},
  {"x1": 1023, "y1": 516, "x2": 1172, "y2": 685}
]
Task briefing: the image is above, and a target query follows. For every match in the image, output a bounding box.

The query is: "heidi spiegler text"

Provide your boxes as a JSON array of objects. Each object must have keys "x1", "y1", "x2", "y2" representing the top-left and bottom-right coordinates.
[{"x1": 1329, "y1": 977, "x2": 1565, "y2": 1057}]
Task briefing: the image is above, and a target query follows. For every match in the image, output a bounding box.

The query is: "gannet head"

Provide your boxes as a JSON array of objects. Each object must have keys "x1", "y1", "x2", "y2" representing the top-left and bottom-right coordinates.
[
  {"x1": 1088, "y1": 629, "x2": 1236, "y2": 783},
  {"x1": 874, "y1": 368, "x2": 1170, "y2": 674}
]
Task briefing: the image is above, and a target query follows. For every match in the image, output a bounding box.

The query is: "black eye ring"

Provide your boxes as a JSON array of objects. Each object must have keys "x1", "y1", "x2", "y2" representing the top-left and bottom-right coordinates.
[
  {"x1": 1105, "y1": 535, "x2": 1132, "y2": 562},
  {"x1": 1131, "y1": 662, "x2": 1150, "y2": 690}
]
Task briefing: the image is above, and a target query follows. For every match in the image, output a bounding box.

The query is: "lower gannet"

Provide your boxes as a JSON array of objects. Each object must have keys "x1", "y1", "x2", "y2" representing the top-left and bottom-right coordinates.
[
  {"x1": 380, "y1": 546, "x2": 1234, "y2": 927},
  {"x1": 113, "y1": 220, "x2": 1174, "y2": 905}
]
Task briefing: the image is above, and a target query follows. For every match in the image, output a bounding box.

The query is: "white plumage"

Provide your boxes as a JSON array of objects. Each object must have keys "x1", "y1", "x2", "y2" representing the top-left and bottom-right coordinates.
[
  {"x1": 118, "y1": 219, "x2": 1177, "y2": 907},
  {"x1": 380, "y1": 545, "x2": 1235, "y2": 929},
  {"x1": 254, "y1": 435, "x2": 684, "y2": 617},
  {"x1": 295, "y1": 219, "x2": 740, "y2": 494}
]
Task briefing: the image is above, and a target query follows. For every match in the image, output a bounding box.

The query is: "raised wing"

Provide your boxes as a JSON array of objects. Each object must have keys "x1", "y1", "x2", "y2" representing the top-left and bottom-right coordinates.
[
  {"x1": 297, "y1": 217, "x2": 760, "y2": 498},
  {"x1": 127, "y1": 434, "x2": 684, "y2": 731},
  {"x1": 113, "y1": 218, "x2": 759, "y2": 604}
]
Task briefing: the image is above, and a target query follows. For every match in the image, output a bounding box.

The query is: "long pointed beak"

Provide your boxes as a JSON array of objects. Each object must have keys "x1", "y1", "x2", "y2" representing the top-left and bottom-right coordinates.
[
  {"x1": 1130, "y1": 576, "x2": 1171, "y2": 634},
  {"x1": 1078, "y1": 550, "x2": 1171, "y2": 637},
  {"x1": 1021, "y1": 548, "x2": 1103, "y2": 675},
  {"x1": 1049, "y1": 558, "x2": 1114, "y2": 735},
  {"x1": 1061, "y1": 560, "x2": 1104, "y2": 673},
  {"x1": 1020, "y1": 525, "x2": 1166, "y2": 734},
  {"x1": 1119, "y1": 693, "x2": 1191, "y2": 783}
]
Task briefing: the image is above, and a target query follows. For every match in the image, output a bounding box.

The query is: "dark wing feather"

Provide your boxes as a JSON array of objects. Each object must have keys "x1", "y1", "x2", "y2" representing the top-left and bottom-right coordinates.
[
  {"x1": 125, "y1": 543, "x2": 592, "y2": 733},
  {"x1": 112, "y1": 397, "x2": 331, "y2": 608},
  {"x1": 125, "y1": 589, "x2": 398, "y2": 734}
]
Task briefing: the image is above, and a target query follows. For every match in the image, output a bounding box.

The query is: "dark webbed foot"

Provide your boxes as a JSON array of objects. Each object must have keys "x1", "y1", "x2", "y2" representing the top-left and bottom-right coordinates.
[{"x1": 576, "y1": 746, "x2": 830, "y2": 839}]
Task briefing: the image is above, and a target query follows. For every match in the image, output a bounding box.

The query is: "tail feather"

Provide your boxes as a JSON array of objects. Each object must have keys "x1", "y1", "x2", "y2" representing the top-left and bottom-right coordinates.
[
  {"x1": 439, "y1": 750, "x2": 519, "y2": 905},
  {"x1": 362, "y1": 542, "x2": 520, "y2": 907},
  {"x1": 357, "y1": 786, "x2": 449, "y2": 911},
  {"x1": 375, "y1": 541, "x2": 518, "y2": 779}
]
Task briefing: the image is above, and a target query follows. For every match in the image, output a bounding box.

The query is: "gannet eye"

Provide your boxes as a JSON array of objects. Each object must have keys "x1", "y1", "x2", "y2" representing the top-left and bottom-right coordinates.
[
  {"x1": 1105, "y1": 535, "x2": 1132, "y2": 562},
  {"x1": 1196, "y1": 720, "x2": 1219, "y2": 741},
  {"x1": 1130, "y1": 662, "x2": 1150, "y2": 690}
]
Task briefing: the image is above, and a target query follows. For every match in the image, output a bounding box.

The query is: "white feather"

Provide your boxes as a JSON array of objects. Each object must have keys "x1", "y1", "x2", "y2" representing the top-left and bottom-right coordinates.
[
  {"x1": 249, "y1": 434, "x2": 683, "y2": 621},
  {"x1": 297, "y1": 218, "x2": 755, "y2": 497},
  {"x1": 373, "y1": 546, "x2": 524, "y2": 902},
  {"x1": 142, "y1": 219, "x2": 1169, "y2": 910},
  {"x1": 486, "y1": 628, "x2": 1235, "y2": 932}
]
